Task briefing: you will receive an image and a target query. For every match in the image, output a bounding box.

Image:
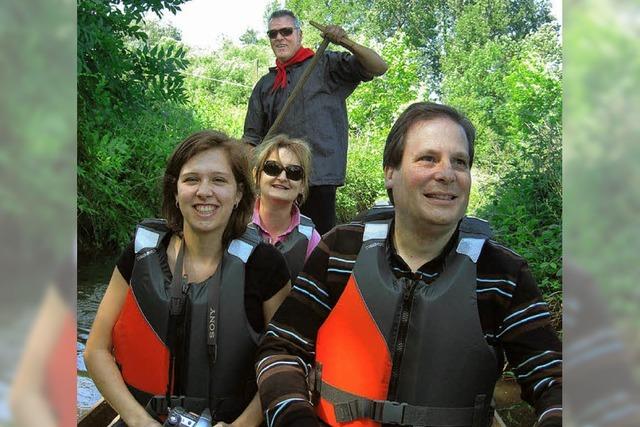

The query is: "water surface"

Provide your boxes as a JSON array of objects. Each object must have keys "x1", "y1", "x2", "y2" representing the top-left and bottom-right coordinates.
[{"x1": 77, "y1": 256, "x2": 117, "y2": 417}]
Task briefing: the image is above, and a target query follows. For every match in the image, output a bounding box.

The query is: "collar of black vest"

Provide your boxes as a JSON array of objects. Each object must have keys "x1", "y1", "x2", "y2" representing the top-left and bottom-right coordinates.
[{"x1": 382, "y1": 218, "x2": 460, "y2": 279}]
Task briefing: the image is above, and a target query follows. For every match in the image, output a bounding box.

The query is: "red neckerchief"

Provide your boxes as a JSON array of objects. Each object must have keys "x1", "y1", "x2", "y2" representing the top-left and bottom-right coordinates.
[{"x1": 272, "y1": 47, "x2": 315, "y2": 92}]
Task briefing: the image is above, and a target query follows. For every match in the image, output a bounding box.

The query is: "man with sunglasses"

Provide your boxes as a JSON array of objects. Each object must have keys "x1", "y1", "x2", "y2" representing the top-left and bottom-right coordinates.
[{"x1": 243, "y1": 9, "x2": 387, "y2": 235}]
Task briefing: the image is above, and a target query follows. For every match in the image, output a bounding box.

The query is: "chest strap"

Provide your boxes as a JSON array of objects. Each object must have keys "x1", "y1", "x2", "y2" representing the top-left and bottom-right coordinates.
[
  {"x1": 167, "y1": 240, "x2": 189, "y2": 401},
  {"x1": 207, "y1": 261, "x2": 221, "y2": 364},
  {"x1": 321, "y1": 380, "x2": 489, "y2": 427}
]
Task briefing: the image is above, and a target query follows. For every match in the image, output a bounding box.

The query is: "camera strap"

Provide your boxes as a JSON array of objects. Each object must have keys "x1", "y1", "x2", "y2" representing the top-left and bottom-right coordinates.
[{"x1": 167, "y1": 239, "x2": 189, "y2": 403}]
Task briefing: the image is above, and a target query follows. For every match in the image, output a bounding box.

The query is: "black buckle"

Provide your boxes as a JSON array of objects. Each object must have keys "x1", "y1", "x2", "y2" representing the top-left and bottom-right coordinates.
[
  {"x1": 169, "y1": 395, "x2": 186, "y2": 410},
  {"x1": 147, "y1": 395, "x2": 186, "y2": 417},
  {"x1": 380, "y1": 401, "x2": 407, "y2": 425},
  {"x1": 170, "y1": 295, "x2": 186, "y2": 316}
]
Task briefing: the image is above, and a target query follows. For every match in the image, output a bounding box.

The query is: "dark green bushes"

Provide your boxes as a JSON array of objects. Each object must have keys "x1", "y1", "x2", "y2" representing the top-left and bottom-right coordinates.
[
  {"x1": 78, "y1": 100, "x2": 202, "y2": 251},
  {"x1": 78, "y1": 0, "x2": 193, "y2": 252},
  {"x1": 442, "y1": 14, "x2": 562, "y2": 295}
]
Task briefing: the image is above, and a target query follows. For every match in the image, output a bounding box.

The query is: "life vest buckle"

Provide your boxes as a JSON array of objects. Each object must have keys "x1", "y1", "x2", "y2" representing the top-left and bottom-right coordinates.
[
  {"x1": 334, "y1": 400, "x2": 363, "y2": 423},
  {"x1": 146, "y1": 395, "x2": 187, "y2": 418},
  {"x1": 376, "y1": 400, "x2": 407, "y2": 425},
  {"x1": 170, "y1": 296, "x2": 186, "y2": 316}
]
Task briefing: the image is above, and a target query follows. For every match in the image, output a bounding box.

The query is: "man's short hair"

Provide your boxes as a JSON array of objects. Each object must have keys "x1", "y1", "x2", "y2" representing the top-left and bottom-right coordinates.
[
  {"x1": 268, "y1": 10, "x2": 301, "y2": 29},
  {"x1": 383, "y1": 102, "x2": 476, "y2": 204}
]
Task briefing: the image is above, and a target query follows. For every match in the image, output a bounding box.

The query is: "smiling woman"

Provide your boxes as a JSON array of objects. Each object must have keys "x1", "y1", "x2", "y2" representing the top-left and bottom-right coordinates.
[
  {"x1": 251, "y1": 135, "x2": 321, "y2": 280},
  {"x1": 83, "y1": 130, "x2": 292, "y2": 427},
  {"x1": 162, "y1": 131, "x2": 252, "y2": 247}
]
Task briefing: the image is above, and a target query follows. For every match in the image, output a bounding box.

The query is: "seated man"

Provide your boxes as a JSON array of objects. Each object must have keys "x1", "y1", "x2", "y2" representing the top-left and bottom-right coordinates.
[{"x1": 255, "y1": 102, "x2": 562, "y2": 427}]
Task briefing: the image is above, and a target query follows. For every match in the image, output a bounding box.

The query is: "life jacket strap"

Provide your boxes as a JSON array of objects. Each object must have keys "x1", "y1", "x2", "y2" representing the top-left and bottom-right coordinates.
[
  {"x1": 207, "y1": 261, "x2": 222, "y2": 366},
  {"x1": 322, "y1": 381, "x2": 491, "y2": 426},
  {"x1": 167, "y1": 239, "x2": 189, "y2": 401}
]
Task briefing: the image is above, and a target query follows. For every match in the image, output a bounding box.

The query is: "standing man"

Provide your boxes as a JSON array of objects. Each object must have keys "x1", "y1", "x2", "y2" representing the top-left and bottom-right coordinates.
[
  {"x1": 255, "y1": 102, "x2": 562, "y2": 427},
  {"x1": 243, "y1": 10, "x2": 388, "y2": 235}
]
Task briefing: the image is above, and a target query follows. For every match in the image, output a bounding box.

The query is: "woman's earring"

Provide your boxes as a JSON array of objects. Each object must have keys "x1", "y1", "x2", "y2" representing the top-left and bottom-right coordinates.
[{"x1": 175, "y1": 200, "x2": 179, "y2": 208}]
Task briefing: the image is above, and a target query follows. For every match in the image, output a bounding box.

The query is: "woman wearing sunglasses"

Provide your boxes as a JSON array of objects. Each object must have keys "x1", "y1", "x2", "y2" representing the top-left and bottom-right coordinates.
[
  {"x1": 252, "y1": 135, "x2": 321, "y2": 280},
  {"x1": 84, "y1": 131, "x2": 291, "y2": 427}
]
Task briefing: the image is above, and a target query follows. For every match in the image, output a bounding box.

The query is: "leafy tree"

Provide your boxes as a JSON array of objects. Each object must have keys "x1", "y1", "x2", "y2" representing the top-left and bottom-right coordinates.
[
  {"x1": 240, "y1": 29, "x2": 259, "y2": 46},
  {"x1": 141, "y1": 19, "x2": 183, "y2": 43},
  {"x1": 77, "y1": 0, "x2": 196, "y2": 251},
  {"x1": 442, "y1": 8, "x2": 562, "y2": 293},
  {"x1": 77, "y1": 0, "x2": 189, "y2": 118},
  {"x1": 186, "y1": 40, "x2": 271, "y2": 136},
  {"x1": 286, "y1": 0, "x2": 552, "y2": 94}
]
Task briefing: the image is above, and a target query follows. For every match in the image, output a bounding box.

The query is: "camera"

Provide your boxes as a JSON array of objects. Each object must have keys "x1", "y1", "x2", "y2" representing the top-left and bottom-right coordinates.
[{"x1": 163, "y1": 407, "x2": 212, "y2": 427}]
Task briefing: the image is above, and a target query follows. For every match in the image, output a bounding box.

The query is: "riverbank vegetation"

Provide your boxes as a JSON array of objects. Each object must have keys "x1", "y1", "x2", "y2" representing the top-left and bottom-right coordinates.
[{"x1": 78, "y1": 0, "x2": 562, "y2": 304}]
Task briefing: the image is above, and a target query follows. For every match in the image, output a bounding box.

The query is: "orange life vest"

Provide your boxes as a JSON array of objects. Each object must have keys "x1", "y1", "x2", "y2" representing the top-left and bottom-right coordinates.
[
  {"x1": 112, "y1": 220, "x2": 262, "y2": 421},
  {"x1": 315, "y1": 218, "x2": 501, "y2": 427}
]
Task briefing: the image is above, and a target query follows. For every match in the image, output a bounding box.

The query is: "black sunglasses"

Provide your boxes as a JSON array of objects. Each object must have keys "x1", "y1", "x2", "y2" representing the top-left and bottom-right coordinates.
[
  {"x1": 267, "y1": 27, "x2": 296, "y2": 39},
  {"x1": 263, "y1": 160, "x2": 304, "y2": 181}
]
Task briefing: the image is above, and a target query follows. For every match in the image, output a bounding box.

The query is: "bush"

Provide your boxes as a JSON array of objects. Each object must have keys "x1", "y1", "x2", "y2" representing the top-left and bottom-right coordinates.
[
  {"x1": 336, "y1": 135, "x2": 387, "y2": 223},
  {"x1": 472, "y1": 120, "x2": 562, "y2": 294},
  {"x1": 78, "y1": 100, "x2": 202, "y2": 252}
]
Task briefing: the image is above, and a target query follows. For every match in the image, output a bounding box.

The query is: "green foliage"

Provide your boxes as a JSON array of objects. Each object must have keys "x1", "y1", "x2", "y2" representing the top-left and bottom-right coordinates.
[
  {"x1": 286, "y1": 0, "x2": 552, "y2": 94},
  {"x1": 240, "y1": 29, "x2": 260, "y2": 46},
  {"x1": 78, "y1": 1, "x2": 196, "y2": 252},
  {"x1": 471, "y1": 120, "x2": 562, "y2": 294},
  {"x1": 185, "y1": 40, "x2": 271, "y2": 137},
  {"x1": 443, "y1": 13, "x2": 562, "y2": 293},
  {"x1": 348, "y1": 33, "x2": 422, "y2": 138},
  {"x1": 139, "y1": 19, "x2": 183, "y2": 43},
  {"x1": 336, "y1": 137, "x2": 387, "y2": 223},
  {"x1": 78, "y1": 101, "x2": 201, "y2": 251},
  {"x1": 78, "y1": 0, "x2": 190, "y2": 117}
]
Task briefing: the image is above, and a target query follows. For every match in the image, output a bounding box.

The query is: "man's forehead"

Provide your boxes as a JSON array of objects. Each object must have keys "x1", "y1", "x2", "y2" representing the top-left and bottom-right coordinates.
[
  {"x1": 405, "y1": 118, "x2": 469, "y2": 153},
  {"x1": 269, "y1": 16, "x2": 296, "y2": 29}
]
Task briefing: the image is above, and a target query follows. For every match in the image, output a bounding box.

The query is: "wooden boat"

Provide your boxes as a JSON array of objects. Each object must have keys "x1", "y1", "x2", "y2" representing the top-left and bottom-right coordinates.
[
  {"x1": 77, "y1": 395, "x2": 511, "y2": 427},
  {"x1": 78, "y1": 398, "x2": 117, "y2": 427}
]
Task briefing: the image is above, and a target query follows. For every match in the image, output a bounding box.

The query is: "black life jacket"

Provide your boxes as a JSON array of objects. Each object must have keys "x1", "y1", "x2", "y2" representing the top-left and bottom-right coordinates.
[
  {"x1": 112, "y1": 219, "x2": 262, "y2": 422},
  {"x1": 251, "y1": 214, "x2": 315, "y2": 280},
  {"x1": 314, "y1": 215, "x2": 502, "y2": 427}
]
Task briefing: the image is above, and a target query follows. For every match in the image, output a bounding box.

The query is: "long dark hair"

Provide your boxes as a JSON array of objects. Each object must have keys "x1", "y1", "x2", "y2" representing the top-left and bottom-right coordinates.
[{"x1": 161, "y1": 130, "x2": 254, "y2": 246}]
